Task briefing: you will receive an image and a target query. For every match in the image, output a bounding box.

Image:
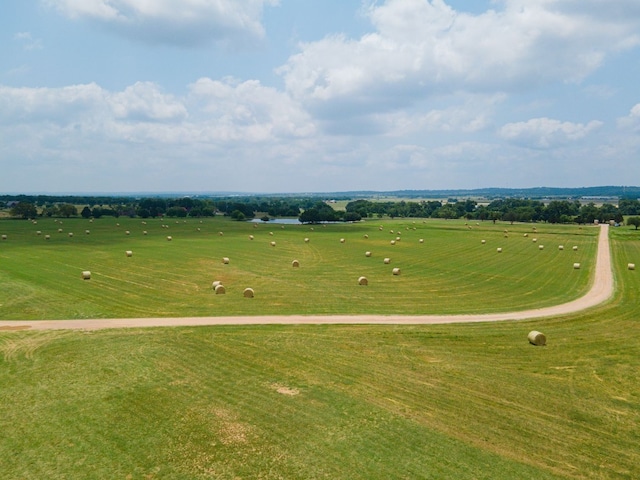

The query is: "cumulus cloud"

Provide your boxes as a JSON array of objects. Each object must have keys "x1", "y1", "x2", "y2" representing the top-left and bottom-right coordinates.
[
  {"x1": 279, "y1": 0, "x2": 640, "y2": 117},
  {"x1": 13, "y1": 32, "x2": 43, "y2": 51},
  {"x1": 43, "y1": 0, "x2": 280, "y2": 47},
  {"x1": 499, "y1": 117, "x2": 603, "y2": 149},
  {"x1": 617, "y1": 103, "x2": 640, "y2": 131}
]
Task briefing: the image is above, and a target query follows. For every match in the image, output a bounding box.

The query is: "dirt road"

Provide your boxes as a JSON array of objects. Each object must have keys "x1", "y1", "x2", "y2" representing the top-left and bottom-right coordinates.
[{"x1": 0, "y1": 225, "x2": 613, "y2": 331}]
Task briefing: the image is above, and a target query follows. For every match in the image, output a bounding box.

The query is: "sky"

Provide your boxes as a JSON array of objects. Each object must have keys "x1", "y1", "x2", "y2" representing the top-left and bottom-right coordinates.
[{"x1": 1, "y1": 0, "x2": 640, "y2": 194}]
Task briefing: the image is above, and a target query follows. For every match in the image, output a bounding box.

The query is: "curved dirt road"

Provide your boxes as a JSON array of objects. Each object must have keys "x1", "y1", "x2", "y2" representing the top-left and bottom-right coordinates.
[{"x1": 1, "y1": 225, "x2": 613, "y2": 331}]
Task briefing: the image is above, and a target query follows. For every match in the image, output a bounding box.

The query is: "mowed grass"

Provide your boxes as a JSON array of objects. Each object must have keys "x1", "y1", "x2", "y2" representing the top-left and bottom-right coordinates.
[
  {"x1": 0, "y1": 217, "x2": 597, "y2": 319},
  {"x1": 0, "y1": 224, "x2": 639, "y2": 478}
]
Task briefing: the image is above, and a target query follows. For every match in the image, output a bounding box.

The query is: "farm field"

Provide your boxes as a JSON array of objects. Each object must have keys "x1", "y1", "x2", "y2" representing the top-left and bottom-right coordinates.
[
  {"x1": 1, "y1": 218, "x2": 639, "y2": 479},
  {"x1": 0, "y1": 216, "x2": 597, "y2": 320}
]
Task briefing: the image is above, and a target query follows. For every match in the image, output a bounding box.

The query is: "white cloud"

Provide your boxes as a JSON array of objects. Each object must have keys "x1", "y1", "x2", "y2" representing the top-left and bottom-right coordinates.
[
  {"x1": 43, "y1": 0, "x2": 280, "y2": 47},
  {"x1": 498, "y1": 117, "x2": 603, "y2": 149},
  {"x1": 110, "y1": 82, "x2": 187, "y2": 122},
  {"x1": 280, "y1": 0, "x2": 640, "y2": 118},
  {"x1": 617, "y1": 103, "x2": 640, "y2": 131},
  {"x1": 13, "y1": 32, "x2": 43, "y2": 51}
]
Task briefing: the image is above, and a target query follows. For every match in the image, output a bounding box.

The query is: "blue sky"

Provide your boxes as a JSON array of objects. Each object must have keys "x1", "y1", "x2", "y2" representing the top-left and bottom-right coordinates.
[{"x1": 1, "y1": 0, "x2": 640, "y2": 194}]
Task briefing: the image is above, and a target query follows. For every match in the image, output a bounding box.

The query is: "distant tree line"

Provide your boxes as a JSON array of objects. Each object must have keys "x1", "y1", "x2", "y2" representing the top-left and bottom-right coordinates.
[{"x1": 3, "y1": 195, "x2": 640, "y2": 227}]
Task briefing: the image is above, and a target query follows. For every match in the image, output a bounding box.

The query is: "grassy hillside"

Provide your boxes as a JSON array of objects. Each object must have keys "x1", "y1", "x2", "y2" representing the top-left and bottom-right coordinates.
[
  {"x1": 1, "y1": 218, "x2": 638, "y2": 479},
  {"x1": 0, "y1": 216, "x2": 596, "y2": 319}
]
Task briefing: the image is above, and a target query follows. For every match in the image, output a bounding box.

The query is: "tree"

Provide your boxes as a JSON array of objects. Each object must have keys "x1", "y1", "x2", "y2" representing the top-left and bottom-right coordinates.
[
  {"x1": 10, "y1": 202, "x2": 37, "y2": 219},
  {"x1": 81, "y1": 206, "x2": 92, "y2": 218},
  {"x1": 58, "y1": 204, "x2": 78, "y2": 218},
  {"x1": 627, "y1": 216, "x2": 640, "y2": 230}
]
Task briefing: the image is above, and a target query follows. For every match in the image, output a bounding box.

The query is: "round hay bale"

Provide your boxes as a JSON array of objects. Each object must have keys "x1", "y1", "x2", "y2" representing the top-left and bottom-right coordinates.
[
  {"x1": 497, "y1": 247, "x2": 502, "y2": 253},
  {"x1": 214, "y1": 284, "x2": 226, "y2": 295},
  {"x1": 125, "y1": 231, "x2": 130, "y2": 235},
  {"x1": 419, "y1": 239, "x2": 424, "y2": 243},
  {"x1": 365, "y1": 251, "x2": 372, "y2": 257},
  {"x1": 58, "y1": 228, "x2": 63, "y2": 233},
  {"x1": 45, "y1": 234, "x2": 50, "y2": 240},
  {"x1": 68, "y1": 232, "x2": 74, "y2": 237},
  {"x1": 524, "y1": 233, "x2": 528, "y2": 237},
  {"x1": 222, "y1": 257, "x2": 230, "y2": 264},
  {"x1": 573, "y1": 263, "x2": 581, "y2": 269},
  {"x1": 304, "y1": 237, "x2": 310, "y2": 243},
  {"x1": 392, "y1": 267, "x2": 401, "y2": 275},
  {"x1": 85, "y1": 230, "x2": 90, "y2": 235},
  {"x1": 504, "y1": 234, "x2": 508, "y2": 238},
  {"x1": 539, "y1": 245, "x2": 544, "y2": 250},
  {"x1": 528, "y1": 330, "x2": 546, "y2": 346},
  {"x1": 219, "y1": 231, "x2": 224, "y2": 236},
  {"x1": 363, "y1": 234, "x2": 369, "y2": 239},
  {"x1": 573, "y1": 246, "x2": 578, "y2": 251},
  {"x1": 143, "y1": 231, "x2": 148, "y2": 235},
  {"x1": 249, "y1": 235, "x2": 254, "y2": 240},
  {"x1": 340, "y1": 238, "x2": 345, "y2": 243},
  {"x1": 558, "y1": 245, "x2": 564, "y2": 250},
  {"x1": 125, "y1": 250, "x2": 133, "y2": 257},
  {"x1": 81, "y1": 271, "x2": 91, "y2": 280},
  {"x1": 384, "y1": 258, "x2": 391, "y2": 264},
  {"x1": 1, "y1": 234, "x2": 7, "y2": 240},
  {"x1": 36, "y1": 231, "x2": 42, "y2": 236},
  {"x1": 243, "y1": 287, "x2": 255, "y2": 298},
  {"x1": 167, "y1": 236, "x2": 172, "y2": 241},
  {"x1": 212, "y1": 281, "x2": 222, "y2": 289},
  {"x1": 390, "y1": 240, "x2": 396, "y2": 245},
  {"x1": 270, "y1": 241, "x2": 276, "y2": 247},
  {"x1": 269, "y1": 232, "x2": 274, "y2": 236},
  {"x1": 358, "y1": 276, "x2": 368, "y2": 286},
  {"x1": 292, "y1": 259, "x2": 300, "y2": 267},
  {"x1": 628, "y1": 263, "x2": 635, "y2": 270},
  {"x1": 532, "y1": 238, "x2": 537, "y2": 243},
  {"x1": 396, "y1": 236, "x2": 401, "y2": 241},
  {"x1": 481, "y1": 239, "x2": 486, "y2": 244}
]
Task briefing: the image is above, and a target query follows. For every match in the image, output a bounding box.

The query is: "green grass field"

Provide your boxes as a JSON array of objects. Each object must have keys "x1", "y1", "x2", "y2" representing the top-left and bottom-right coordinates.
[
  {"x1": 0, "y1": 216, "x2": 597, "y2": 319},
  {"x1": 1, "y1": 217, "x2": 639, "y2": 479}
]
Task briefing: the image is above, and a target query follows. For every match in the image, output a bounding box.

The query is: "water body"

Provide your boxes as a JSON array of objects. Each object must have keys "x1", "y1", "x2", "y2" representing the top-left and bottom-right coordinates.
[{"x1": 249, "y1": 218, "x2": 302, "y2": 225}]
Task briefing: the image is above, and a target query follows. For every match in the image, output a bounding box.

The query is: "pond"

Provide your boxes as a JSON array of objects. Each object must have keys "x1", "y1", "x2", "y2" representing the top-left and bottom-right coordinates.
[{"x1": 249, "y1": 218, "x2": 302, "y2": 225}]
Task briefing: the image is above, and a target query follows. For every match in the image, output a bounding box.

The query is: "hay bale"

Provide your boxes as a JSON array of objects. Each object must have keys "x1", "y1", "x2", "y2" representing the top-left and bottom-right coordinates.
[
  {"x1": 45, "y1": 235, "x2": 50, "y2": 240},
  {"x1": 532, "y1": 238, "x2": 537, "y2": 243},
  {"x1": 85, "y1": 230, "x2": 90, "y2": 235},
  {"x1": 1, "y1": 234, "x2": 6, "y2": 240},
  {"x1": 58, "y1": 228, "x2": 63, "y2": 233},
  {"x1": 125, "y1": 231, "x2": 130, "y2": 235},
  {"x1": 243, "y1": 287, "x2": 255, "y2": 298},
  {"x1": 524, "y1": 233, "x2": 528, "y2": 237},
  {"x1": 558, "y1": 245, "x2": 564, "y2": 250},
  {"x1": 573, "y1": 263, "x2": 581, "y2": 269},
  {"x1": 249, "y1": 235, "x2": 254, "y2": 240},
  {"x1": 81, "y1": 271, "x2": 91, "y2": 280},
  {"x1": 628, "y1": 263, "x2": 635, "y2": 270},
  {"x1": 358, "y1": 276, "x2": 368, "y2": 285},
  {"x1": 292, "y1": 260, "x2": 300, "y2": 267},
  {"x1": 539, "y1": 245, "x2": 544, "y2": 250},
  {"x1": 304, "y1": 237, "x2": 310, "y2": 243},
  {"x1": 497, "y1": 247, "x2": 502, "y2": 252},
  {"x1": 167, "y1": 236, "x2": 172, "y2": 241},
  {"x1": 384, "y1": 258, "x2": 391, "y2": 264},
  {"x1": 212, "y1": 281, "x2": 222, "y2": 289},
  {"x1": 340, "y1": 238, "x2": 345, "y2": 243},
  {"x1": 363, "y1": 234, "x2": 369, "y2": 239},
  {"x1": 125, "y1": 250, "x2": 133, "y2": 257},
  {"x1": 36, "y1": 231, "x2": 42, "y2": 236},
  {"x1": 222, "y1": 257, "x2": 230, "y2": 264},
  {"x1": 143, "y1": 231, "x2": 148, "y2": 235},
  {"x1": 392, "y1": 267, "x2": 401, "y2": 275},
  {"x1": 573, "y1": 246, "x2": 578, "y2": 251},
  {"x1": 269, "y1": 232, "x2": 274, "y2": 236},
  {"x1": 365, "y1": 251, "x2": 372, "y2": 257},
  {"x1": 68, "y1": 232, "x2": 74, "y2": 237},
  {"x1": 528, "y1": 330, "x2": 546, "y2": 346},
  {"x1": 270, "y1": 241, "x2": 276, "y2": 247},
  {"x1": 481, "y1": 239, "x2": 486, "y2": 244},
  {"x1": 419, "y1": 239, "x2": 424, "y2": 243},
  {"x1": 215, "y1": 284, "x2": 226, "y2": 295},
  {"x1": 219, "y1": 231, "x2": 224, "y2": 236},
  {"x1": 390, "y1": 240, "x2": 396, "y2": 245}
]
